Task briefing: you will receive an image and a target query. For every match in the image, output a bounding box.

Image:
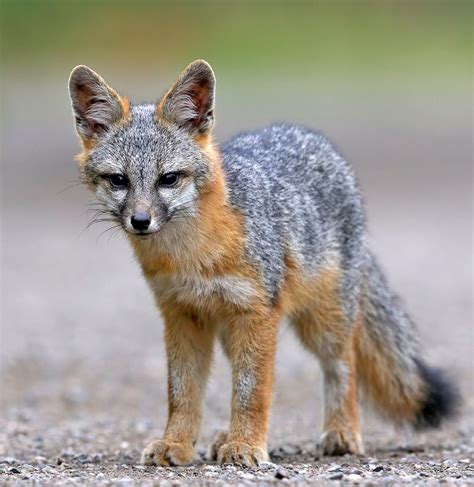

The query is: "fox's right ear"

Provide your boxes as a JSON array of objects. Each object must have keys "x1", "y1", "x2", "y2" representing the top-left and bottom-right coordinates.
[{"x1": 68, "y1": 65, "x2": 126, "y2": 142}]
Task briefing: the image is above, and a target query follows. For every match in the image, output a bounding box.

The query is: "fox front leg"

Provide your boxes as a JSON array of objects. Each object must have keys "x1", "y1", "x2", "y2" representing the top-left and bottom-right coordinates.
[
  {"x1": 215, "y1": 309, "x2": 280, "y2": 467},
  {"x1": 142, "y1": 305, "x2": 214, "y2": 466}
]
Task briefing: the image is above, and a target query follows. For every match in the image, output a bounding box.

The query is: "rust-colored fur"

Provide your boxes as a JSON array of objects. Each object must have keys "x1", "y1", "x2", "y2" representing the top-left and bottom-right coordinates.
[{"x1": 355, "y1": 324, "x2": 425, "y2": 423}]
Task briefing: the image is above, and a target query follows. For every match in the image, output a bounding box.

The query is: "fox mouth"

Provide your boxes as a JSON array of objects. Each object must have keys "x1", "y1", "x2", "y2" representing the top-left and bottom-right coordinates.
[
  {"x1": 129, "y1": 230, "x2": 156, "y2": 240},
  {"x1": 123, "y1": 222, "x2": 161, "y2": 239}
]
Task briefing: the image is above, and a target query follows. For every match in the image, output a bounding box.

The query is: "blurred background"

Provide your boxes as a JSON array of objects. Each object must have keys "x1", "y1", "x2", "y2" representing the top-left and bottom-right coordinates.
[{"x1": 1, "y1": 0, "x2": 472, "y2": 461}]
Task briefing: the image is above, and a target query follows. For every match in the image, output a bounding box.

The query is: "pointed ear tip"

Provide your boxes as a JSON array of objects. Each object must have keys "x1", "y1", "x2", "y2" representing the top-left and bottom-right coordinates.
[
  {"x1": 70, "y1": 64, "x2": 91, "y2": 76},
  {"x1": 192, "y1": 58, "x2": 211, "y2": 66},
  {"x1": 68, "y1": 65, "x2": 99, "y2": 86},
  {"x1": 189, "y1": 59, "x2": 215, "y2": 75}
]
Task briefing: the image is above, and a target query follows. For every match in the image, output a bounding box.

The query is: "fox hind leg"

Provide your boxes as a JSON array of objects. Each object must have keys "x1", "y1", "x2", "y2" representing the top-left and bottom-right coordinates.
[
  {"x1": 318, "y1": 326, "x2": 364, "y2": 456},
  {"x1": 291, "y1": 309, "x2": 364, "y2": 456}
]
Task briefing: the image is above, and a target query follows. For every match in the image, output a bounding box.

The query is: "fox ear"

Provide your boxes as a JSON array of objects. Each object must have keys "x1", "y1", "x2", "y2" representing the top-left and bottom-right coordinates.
[
  {"x1": 68, "y1": 65, "x2": 125, "y2": 141},
  {"x1": 158, "y1": 60, "x2": 215, "y2": 136}
]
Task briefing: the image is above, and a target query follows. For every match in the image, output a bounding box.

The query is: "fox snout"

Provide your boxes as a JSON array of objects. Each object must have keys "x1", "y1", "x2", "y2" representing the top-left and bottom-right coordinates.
[
  {"x1": 131, "y1": 211, "x2": 151, "y2": 231},
  {"x1": 123, "y1": 204, "x2": 163, "y2": 236}
]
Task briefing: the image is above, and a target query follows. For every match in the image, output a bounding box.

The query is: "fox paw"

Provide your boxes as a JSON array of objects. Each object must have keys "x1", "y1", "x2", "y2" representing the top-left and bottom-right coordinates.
[
  {"x1": 320, "y1": 430, "x2": 364, "y2": 456},
  {"x1": 217, "y1": 441, "x2": 268, "y2": 467},
  {"x1": 141, "y1": 439, "x2": 195, "y2": 466},
  {"x1": 208, "y1": 430, "x2": 228, "y2": 461}
]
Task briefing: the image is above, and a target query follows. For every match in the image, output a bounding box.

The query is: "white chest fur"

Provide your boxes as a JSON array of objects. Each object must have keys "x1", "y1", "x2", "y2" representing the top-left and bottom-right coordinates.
[{"x1": 147, "y1": 273, "x2": 257, "y2": 308}]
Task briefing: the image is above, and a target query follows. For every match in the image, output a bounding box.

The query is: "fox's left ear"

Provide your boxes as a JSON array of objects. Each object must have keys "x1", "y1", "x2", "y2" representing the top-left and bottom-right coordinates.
[{"x1": 158, "y1": 60, "x2": 216, "y2": 136}]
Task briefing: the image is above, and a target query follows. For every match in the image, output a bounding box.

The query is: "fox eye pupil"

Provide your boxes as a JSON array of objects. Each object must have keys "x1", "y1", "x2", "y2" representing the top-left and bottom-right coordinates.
[
  {"x1": 159, "y1": 172, "x2": 180, "y2": 187},
  {"x1": 108, "y1": 174, "x2": 128, "y2": 188}
]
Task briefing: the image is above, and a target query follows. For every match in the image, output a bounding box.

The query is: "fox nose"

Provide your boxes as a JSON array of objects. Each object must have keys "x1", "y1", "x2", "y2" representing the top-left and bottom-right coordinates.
[{"x1": 131, "y1": 212, "x2": 151, "y2": 231}]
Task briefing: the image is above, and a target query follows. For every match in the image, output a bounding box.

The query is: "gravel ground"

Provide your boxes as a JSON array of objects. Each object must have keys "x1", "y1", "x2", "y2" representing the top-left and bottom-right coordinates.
[
  {"x1": 1, "y1": 415, "x2": 473, "y2": 485},
  {"x1": 1, "y1": 79, "x2": 472, "y2": 485}
]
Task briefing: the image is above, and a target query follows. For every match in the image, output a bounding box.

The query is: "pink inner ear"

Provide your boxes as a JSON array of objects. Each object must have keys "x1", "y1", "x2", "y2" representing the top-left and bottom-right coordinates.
[
  {"x1": 191, "y1": 80, "x2": 212, "y2": 125},
  {"x1": 75, "y1": 84, "x2": 94, "y2": 116}
]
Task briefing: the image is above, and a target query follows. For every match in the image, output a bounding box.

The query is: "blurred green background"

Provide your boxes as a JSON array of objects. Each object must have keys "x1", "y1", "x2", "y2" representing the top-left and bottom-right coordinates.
[
  {"x1": 2, "y1": 0, "x2": 471, "y2": 78},
  {"x1": 2, "y1": 0, "x2": 471, "y2": 192},
  {"x1": 1, "y1": 0, "x2": 473, "y2": 443}
]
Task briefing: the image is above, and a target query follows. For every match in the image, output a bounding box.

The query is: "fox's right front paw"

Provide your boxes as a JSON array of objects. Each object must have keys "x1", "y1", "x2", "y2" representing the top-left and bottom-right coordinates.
[{"x1": 141, "y1": 439, "x2": 195, "y2": 466}]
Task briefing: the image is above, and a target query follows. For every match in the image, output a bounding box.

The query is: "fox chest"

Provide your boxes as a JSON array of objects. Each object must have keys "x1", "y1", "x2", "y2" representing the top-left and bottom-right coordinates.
[{"x1": 146, "y1": 273, "x2": 257, "y2": 310}]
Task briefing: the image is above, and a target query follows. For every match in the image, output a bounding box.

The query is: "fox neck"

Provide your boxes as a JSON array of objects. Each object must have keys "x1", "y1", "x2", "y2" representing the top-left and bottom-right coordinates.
[{"x1": 130, "y1": 141, "x2": 244, "y2": 278}]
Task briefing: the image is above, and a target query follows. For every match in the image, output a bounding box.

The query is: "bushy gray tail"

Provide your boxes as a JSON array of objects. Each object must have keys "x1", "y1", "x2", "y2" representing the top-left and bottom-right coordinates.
[{"x1": 355, "y1": 252, "x2": 460, "y2": 429}]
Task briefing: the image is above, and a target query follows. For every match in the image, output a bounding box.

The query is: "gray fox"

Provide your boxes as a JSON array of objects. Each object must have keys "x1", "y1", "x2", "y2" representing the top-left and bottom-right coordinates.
[{"x1": 68, "y1": 60, "x2": 459, "y2": 467}]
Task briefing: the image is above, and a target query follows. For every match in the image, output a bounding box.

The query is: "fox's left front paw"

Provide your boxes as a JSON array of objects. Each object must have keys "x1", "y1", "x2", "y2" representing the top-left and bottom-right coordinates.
[
  {"x1": 141, "y1": 439, "x2": 195, "y2": 466},
  {"x1": 217, "y1": 441, "x2": 268, "y2": 467}
]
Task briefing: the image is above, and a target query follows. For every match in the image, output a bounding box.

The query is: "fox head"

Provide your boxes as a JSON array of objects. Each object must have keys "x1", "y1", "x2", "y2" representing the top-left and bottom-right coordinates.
[{"x1": 68, "y1": 60, "x2": 218, "y2": 240}]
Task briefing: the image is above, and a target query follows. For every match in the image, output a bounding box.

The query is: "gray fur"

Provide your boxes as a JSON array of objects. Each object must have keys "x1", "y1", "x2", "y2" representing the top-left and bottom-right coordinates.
[
  {"x1": 235, "y1": 368, "x2": 256, "y2": 409},
  {"x1": 362, "y1": 252, "x2": 421, "y2": 376},
  {"x1": 79, "y1": 104, "x2": 212, "y2": 235},
  {"x1": 222, "y1": 124, "x2": 365, "y2": 318}
]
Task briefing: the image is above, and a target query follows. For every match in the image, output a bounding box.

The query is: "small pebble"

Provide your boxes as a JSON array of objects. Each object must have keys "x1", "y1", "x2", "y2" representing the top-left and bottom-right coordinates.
[
  {"x1": 275, "y1": 467, "x2": 290, "y2": 479},
  {"x1": 239, "y1": 472, "x2": 256, "y2": 480},
  {"x1": 259, "y1": 460, "x2": 279, "y2": 470},
  {"x1": 281, "y1": 444, "x2": 301, "y2": 455},
  {"x1": 0, "y1": 457, "x2": 18, "y2": 465},
  {"x1": 31, "y1": 455, "x2": 47, "y2": 465},
  {"x1": 346, "y1": 473, "x2": 362, "y2": 481}
]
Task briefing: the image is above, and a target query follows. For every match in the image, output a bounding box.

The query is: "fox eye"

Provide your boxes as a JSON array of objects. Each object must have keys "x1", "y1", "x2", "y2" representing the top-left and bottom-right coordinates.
[
  {"x1": 159, "y1": 172, "x2": 180, "y2": 187},
  {"x1": 105, "y1": 174, "x2": 128, "y2": 188}
]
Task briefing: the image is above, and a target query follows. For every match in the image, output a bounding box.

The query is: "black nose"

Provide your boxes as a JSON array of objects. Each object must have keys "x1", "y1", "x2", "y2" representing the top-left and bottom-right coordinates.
[{"x1": 131, "y1": 212, "x2": 151, "y2": 231}]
